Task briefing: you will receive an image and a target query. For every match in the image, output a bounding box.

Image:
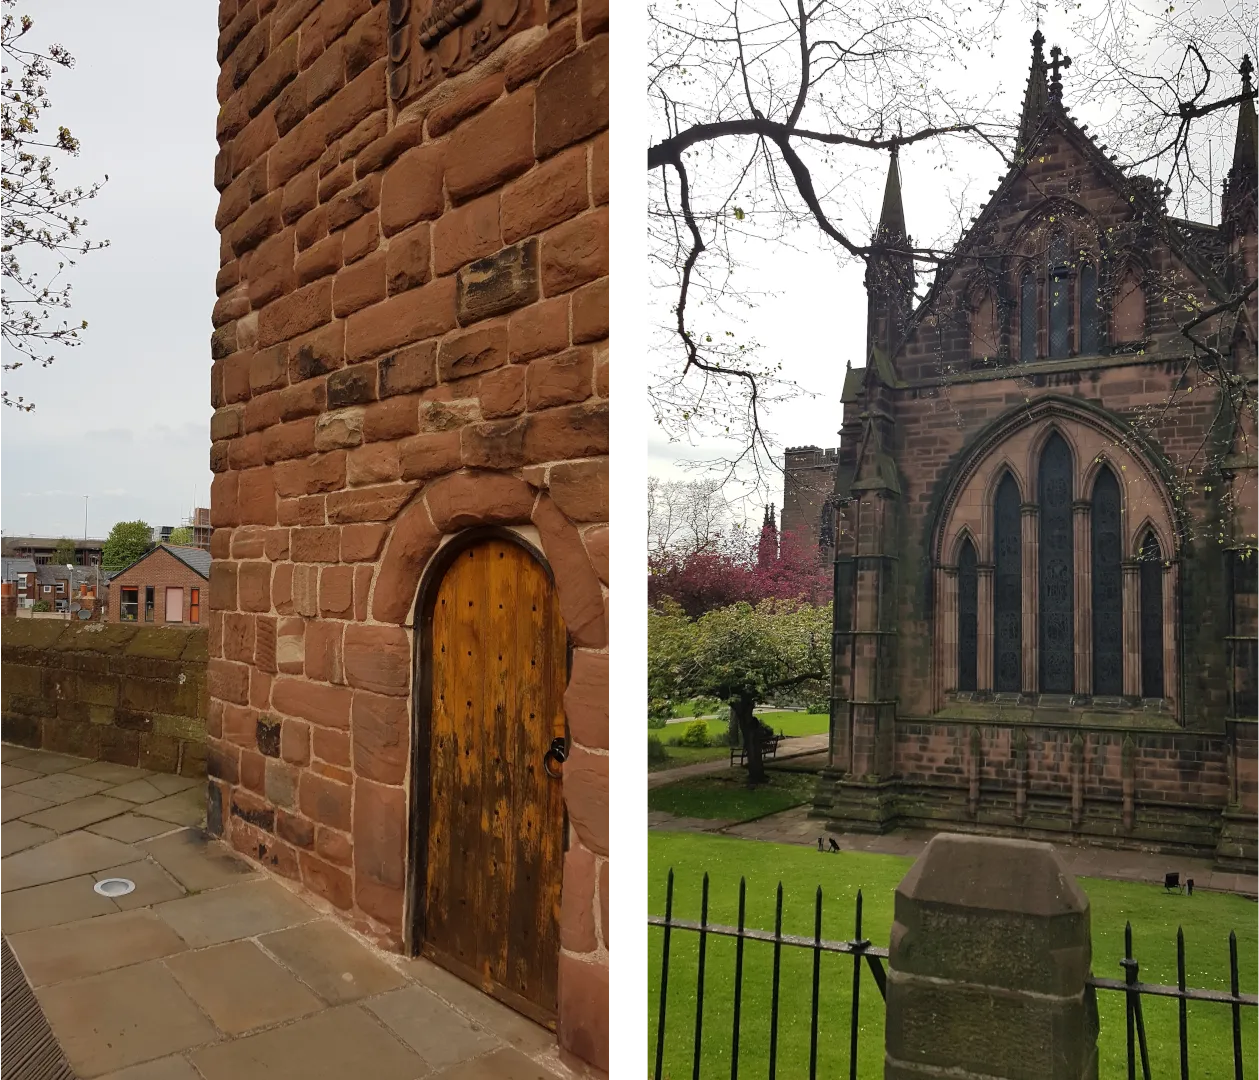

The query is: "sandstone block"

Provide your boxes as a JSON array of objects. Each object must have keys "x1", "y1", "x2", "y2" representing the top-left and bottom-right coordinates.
[
  {"x1": 456, "y1": 239, "x2": 539, "y2": 325},
  {"x1": 536, "y1": 37, "x2": 608, "y2": 158},
  {"x1": 432, "y1": 193, "x2": 501, "y2": 277},
  {"x1": 445, "y1": 88, "x2": 535, "y2": 205}
]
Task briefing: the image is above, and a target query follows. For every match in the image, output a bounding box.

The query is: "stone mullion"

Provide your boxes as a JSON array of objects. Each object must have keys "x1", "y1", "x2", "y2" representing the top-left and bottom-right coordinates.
[
  {"x1": 1073, "y1": 501, "x2": 1092, "y2": 696},
  {"x1": 1162, "y1": 563, "x2": 1177, "y2": 706},
  {"x1": 941, "y1": 567, "x2": 958, "y2": 699},
  {"x1": 1122, "y1": 560, "x2": 1141, "y2": 698},
  {"x1": 977, "y1": 566, "x2": 994, "y2": 692},
  {"x1": 1021, "y1": 504, "x2": 1039, "y2": 695}
]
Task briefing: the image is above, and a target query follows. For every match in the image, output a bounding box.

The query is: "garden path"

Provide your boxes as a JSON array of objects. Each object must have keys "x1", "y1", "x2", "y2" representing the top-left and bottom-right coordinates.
[
  {"x1": 646, "y1": 735, "x2": 829, "y2": 789},
  {"x1": 650, "y1": 803, "x2": 1259, "y2": 898}
]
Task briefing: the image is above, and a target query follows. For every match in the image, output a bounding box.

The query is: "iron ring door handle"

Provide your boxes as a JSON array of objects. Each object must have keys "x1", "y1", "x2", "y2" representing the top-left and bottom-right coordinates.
[{"x1": 543, "y1": 737, "x2": 568, "y2": 779}]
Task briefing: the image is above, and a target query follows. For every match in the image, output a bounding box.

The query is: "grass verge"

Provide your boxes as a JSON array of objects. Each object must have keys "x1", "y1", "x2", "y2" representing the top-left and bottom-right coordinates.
[
  {"x1": 648, "y1": 832, "x2": 1257, "y2": 1080},
  {"x1": 647, "y1": 771, "x2": 817, "y2": 820}
]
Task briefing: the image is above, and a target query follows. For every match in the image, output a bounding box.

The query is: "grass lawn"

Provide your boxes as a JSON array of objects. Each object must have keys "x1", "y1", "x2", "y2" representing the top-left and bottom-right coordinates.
[
  {"x1": 648, "y1": 833, "x2": 1258, "y2": 1080},
  {"x1": 647, "y1": 771, "x2": 817, "y2": 820},
  {"x1": 649, "y1": 712, "x2": 831, "y2": 772}
]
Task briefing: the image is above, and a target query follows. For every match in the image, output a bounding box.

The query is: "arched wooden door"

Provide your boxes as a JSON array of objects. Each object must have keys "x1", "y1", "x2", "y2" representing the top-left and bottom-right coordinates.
[{"x1": 418, "y1": 536, "x2": 567, "y2": 1027}]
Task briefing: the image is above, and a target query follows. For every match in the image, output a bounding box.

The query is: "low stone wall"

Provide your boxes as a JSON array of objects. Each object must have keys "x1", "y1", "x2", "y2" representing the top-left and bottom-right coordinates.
[{"x1": 1, "y1": 619, "x2": 208, "y2": 776}]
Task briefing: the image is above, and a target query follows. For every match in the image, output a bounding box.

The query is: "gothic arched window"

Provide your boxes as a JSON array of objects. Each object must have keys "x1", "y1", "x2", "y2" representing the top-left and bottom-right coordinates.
[
  {"x1": 1038, "y1": 433, "x2": 1074, "y2": 692},
  {"x1": 994, "y1": 472, "x2": 1023, "y2": 692},
  {"x1": 1091, "y1": 466, "x2": 1123, "y2": 695},
  {"x1": 1048, "y1": 233, "x2": 1071, "y2": 358},
  {"x1": 1140, "y1": 532, "x2": 1164, "y2": 698},
  {"x1": 1079, "y1": 262, "x2": 1099, "y2": 355},
  {"x1": 1020, "y1": 271, "x2": 1037, "y2": 361},
  {"x1": 957, "y1": 538, "x2": 978, "y2": 691}
]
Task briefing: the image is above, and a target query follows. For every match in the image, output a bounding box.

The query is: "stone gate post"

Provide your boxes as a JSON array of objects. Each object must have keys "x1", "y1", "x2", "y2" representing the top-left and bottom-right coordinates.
[{"x1": 884, "y1": 834, "x2": 1099, "y2": 1080}]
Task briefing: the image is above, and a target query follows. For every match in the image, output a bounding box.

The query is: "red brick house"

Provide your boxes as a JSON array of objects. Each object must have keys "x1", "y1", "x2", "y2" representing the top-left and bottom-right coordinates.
[
  {"x1": 107, "y1": 545, "x2": 209, "y2": 625},
  {"x1": 2, "y1": 559, "x2": 39, "y2": 609},
  {"x1": 799, "y1": 37, "x2": 1257, "y2": 869},
  {"x1": 206, "y1": 0, "x2": 609, "y2": 1070}
]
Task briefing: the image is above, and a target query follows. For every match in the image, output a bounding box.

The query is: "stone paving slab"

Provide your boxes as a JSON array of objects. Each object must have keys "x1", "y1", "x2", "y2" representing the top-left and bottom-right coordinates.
[
  {"x1": 259, "y1": 918, "x2": 408, "y2": 1004},
  {"x1": 1, "y1": 790, "x2": 53, "y2": 822},
  {"x1": 1, "y1": 873, "x2": 121, "y2": 934},
  {"x1": 10, "y1": 751, "x2": 92, "y2": 775},
  {"x1": 69, "y1": 762, "x2": 154, "y2": 786},
  {"x1": 0, "y1": 744, "x2": 33, "y2": 762},
  {"x1": 140, "y1": 789, "x2": 205, "y2": 828},
  {"x1": 154, "y1": 879, "x2": 316, "y2": 948},
  {"x1": 36, "y1": 960, "x2": 219, "y2": 1078},
  {"x1": 1, "y1": 830, "x2": 140, "y2": 891},
  {"x1": 11, "y1": 908, "x2": 188, "y2": 986},
  {"x1": 366, "y1": 984, "x2": 500, "y2": 1070},
  {"x1": 24, "y1": 794, "x2": 137, "y2": 834},
  {"x1": 9, "y1": 773, "x2": 112, "y2": 806},
  {"x1": 1, "y1": 745, "x2": 575, "y2": 1080},
  {"x1": 164, "y1": 940, "x2": 323, "y2": 1036},
  {"x1": 140, "y1": 829, "x2": 258, "y2": 892},
  {"x1": 88, "y1": 813, "x2": 179, "y2": 844},
  {"x1": 2, "y1": 764, "x2": 40, "y2": 787},
  {"x1": 93, "y1": 859, "x2": 187, "y2": 910},
  {"x1": 2, "y1": 819, "x2": 56, "y2": 856},
  {"x1": 188, "y1": 1004, "x2": 427, "y2": 1080},
  {"x1": 96, "y1": 1056, "x2": 203, "y2": 1080},
  {"x1": 107, "y1": 778, "x2": 170, "y2": 804}
]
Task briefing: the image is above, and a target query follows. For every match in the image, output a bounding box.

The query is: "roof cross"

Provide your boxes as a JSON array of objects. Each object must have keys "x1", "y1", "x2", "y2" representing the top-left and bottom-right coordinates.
[{"x1": 1049, "y1": 45, "x2": 1071, "y2": 99}]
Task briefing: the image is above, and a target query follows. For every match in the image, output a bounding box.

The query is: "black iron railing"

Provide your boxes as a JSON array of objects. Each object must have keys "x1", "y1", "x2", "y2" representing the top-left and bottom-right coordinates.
[
  {"x1": 651, "y1": 870, "x2": 1257, "y2": 1080},
  {"x1": 1086, "y1": 922, "x2": 1257, "y2": 1080},
  {"x1": 649, "y1": 869, "x2": 887, "y2": 1080}
]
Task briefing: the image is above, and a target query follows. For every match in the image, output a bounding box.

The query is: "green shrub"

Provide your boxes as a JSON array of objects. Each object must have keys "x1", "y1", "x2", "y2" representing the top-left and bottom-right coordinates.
[
  {"x1": 648, "y1": 734, "x2": 669, "y2": 763},
  {"x1": 678, "y1": 719, "x2": 712, "y2": 748},
  {"x1": 805, "y1": 697, "x2": 830, "y2": 714},
  {"x1": 31, "y1": 600, "x2": 51, "y2": 613}
]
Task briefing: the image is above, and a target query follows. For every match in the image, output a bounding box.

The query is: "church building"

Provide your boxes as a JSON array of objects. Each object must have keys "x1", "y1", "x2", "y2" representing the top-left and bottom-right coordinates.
[{"x1": 793, "y1": 35, "x2": 1257, "y2": 869}]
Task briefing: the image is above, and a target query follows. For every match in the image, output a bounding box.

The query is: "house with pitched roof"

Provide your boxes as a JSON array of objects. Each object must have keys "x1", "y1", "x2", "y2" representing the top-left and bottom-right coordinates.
[{"x1": 106, "y1": 544, "x2": 210, "y2": 625}]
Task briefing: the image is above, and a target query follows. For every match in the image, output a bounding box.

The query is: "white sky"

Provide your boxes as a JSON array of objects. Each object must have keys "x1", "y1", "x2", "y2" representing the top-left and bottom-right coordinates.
[
  {"x1": 644, "y1": 1, "x2": 1248, "y2": 518},
  {"x1": 2, "y1": 2, "x2": 219, "y2": 539}
]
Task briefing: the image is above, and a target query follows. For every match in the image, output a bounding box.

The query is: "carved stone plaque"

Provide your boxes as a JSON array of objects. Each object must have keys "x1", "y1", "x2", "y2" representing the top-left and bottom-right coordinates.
[{"x1": 389, "y1": 0, "x2": 542, "y2": 105}]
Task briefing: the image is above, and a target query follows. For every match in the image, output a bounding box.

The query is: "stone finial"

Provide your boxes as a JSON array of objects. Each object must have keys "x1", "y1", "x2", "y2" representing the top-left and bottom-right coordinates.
[
  {"x1": 1049, "y1": 46, "x2": 1072, "y2": 99},
  {"x1": 885, "y1": 834, "x2": 1099, "y2": 1080},
  {"x1": 1242, "y1": 54, "x2": 1254, "y2": 96}
]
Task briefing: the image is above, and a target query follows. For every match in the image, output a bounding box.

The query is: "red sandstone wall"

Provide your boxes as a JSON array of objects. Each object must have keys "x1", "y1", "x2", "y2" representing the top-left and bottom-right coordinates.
[
  {"x1": 895, "y1": 721, "x2": 1230, "y2": 808},
  {"x1": 207, "y1": 0, "x2": 608, "y2": 1068}
]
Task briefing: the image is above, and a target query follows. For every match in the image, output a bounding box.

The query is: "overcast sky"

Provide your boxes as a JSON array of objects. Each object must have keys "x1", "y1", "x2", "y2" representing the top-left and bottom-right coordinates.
[
  {"x1": 645, "y1": 0, "x2": 1248, "y2": 523},
  {"x1": 2, "y1": 2, "x2": 219, "y2": 540}
]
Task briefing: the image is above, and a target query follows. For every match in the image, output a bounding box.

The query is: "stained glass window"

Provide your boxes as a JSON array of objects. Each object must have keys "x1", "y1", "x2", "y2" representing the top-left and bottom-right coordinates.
[
  {"x1": 957, "y1": 539, "x2": 978, "y2": 692},
  {"x1": 1091, "y1": 466, "x2": 1123, "y2": 695},
  {"x1": 1038, "y1": 433, "x2": 1074, "y2": 692},
  {"x1": 1079, "y1": 263, "x2": 1098, "y2": 355},
  {"x1": 1020, "y1": 272, "x2": 1037, "y2": 361},
  {"x1": 994, "y1": 473, "x2": 1023, "y2": 692},
  {"x1": 1048, "y1": 232, "x2": 1070, "y2": 358},
  {"x1": 1140, "y1": 532, "x2": 1164, "y2": 698}
]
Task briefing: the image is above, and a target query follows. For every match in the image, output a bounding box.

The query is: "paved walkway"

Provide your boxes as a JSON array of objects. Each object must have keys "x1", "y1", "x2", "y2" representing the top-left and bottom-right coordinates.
[
  {"x1": 1, "y1": 744, "x2": 579, "y2": 1080},
  {"x1": 646, "y1": 735, "x2": 829, "y2": 789},
  {"x1": 649, "y1": 804, "x2": 1259, "y2": 898}
]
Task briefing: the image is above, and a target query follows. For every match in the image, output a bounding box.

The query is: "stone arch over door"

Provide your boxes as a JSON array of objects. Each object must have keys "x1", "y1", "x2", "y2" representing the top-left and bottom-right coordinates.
[
  {"x1": 409, "y1": 527, "x2": 567, "y2": 1026},
  {"x1": 370, "y1": 470, "x2": 608, "y2": 1055}
]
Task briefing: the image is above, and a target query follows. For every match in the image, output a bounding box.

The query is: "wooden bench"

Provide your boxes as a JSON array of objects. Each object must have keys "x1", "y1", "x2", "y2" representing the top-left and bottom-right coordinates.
[{"x1": 730, "y1": 732, "x2": 783, "y2": 767}]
